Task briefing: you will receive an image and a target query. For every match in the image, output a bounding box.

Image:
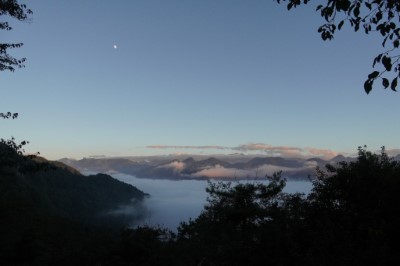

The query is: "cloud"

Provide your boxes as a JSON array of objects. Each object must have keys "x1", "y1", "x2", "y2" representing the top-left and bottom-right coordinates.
[
  {"x1": 233, "y1": 143, "x2": 305, "y2": 157},
  {"x1": 189, "y1": 163, "x2": 314, "y2": 179},
  {"x1": 303, "y1": 160, "x2": 319, "y2": 168},
  {"x1": 233, "y1": 143, "x2": 275, "y2": 151},
  {"x1": 159, "y1": 161, "x2": 185, "y2": 172},
  {"x1": 88, "y1": 155, "x2": 107, "y2": 159},
  {"x1": 146, "y1": 143, "x2": 339, "y2": 159},
  {"x1": 256, "y1": 164, "x2": 295, "y2": 176},
  {"x1": 190, "y1": 165, "x2": 252, "y2": 179},
  {"x1": 147, "y1": 145, "x2": 229, "y2": 150},
  {"x1": 233, "y1": 143, "x2": 337, "y2": 159},
  {"x1": 304, "y1": 147, "x2": 338, "y2": 159},
  {"x1": 383, "y1": 148, "x2": 400, "y2": 157}
]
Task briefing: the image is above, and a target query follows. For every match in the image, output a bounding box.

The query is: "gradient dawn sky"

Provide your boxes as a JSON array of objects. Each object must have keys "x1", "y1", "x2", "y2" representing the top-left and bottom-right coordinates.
[{"x1": 1, "y1": 0, "x2": 399, "y2": 160}]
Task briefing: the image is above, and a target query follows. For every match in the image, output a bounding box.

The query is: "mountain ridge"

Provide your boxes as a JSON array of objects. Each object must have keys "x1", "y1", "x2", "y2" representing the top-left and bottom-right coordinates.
[
  {"x1": 59, "y1": 154, "x2": 367, "y2": 180},
  {"x1": 1, "y1": 144, "x2": 147, "y2": 229}
]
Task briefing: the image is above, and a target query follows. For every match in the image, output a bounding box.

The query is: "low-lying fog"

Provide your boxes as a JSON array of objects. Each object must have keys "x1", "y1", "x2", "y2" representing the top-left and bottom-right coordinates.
[{"x1": 111, "y1": 173, "x2": 313, "y2": 231}]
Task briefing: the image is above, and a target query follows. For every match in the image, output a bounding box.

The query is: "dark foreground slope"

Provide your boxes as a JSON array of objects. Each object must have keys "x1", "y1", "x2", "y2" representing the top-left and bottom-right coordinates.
[{"x1": 0, "y1": 144, "x2": 147, "y2": 265}]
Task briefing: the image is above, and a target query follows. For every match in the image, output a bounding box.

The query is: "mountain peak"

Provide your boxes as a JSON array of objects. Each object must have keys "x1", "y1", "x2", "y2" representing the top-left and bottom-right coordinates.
[{"x1": 183, "y1": 157, "x2": 195, "y2": 164}]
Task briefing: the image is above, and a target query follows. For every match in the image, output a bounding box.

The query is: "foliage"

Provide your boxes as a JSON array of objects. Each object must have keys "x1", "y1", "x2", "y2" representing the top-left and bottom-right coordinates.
[
  {"x1": 304, "y1": 146, "x2": 400, "y2": 265},
  {"x1": 1, "y1": 112, "x2": 34, "y2": 176},
  {"x1": 0, "y1": 112, "x2": 18, "y2": 119},
  {"x1": 173, "y1": 147, "x2": 400, "y2": 265},
  {"x1": 1, "y1": 1, "x2": 32, "y2": 163},
  {"x1": 0, "y1": 0, "x2": 32, "y2": 72},
  {"x1": 276, "y1": 0, "x2": 400, "y2": 94},
  {"x1": 117, "y1": 226, "x2": 176, "y2": 265},
  {"x1": 176, "y1": 173, "x2": 306, "y2": 265},
  {"x1": 1, "y1": 112, "x2": 37, "y2": 175}
]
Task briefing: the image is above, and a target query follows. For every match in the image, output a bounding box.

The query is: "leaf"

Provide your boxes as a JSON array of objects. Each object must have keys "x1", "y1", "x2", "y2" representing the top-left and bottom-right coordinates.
[
  {"x1": 338, "y1": 20, "x2": 344, "y2": 30},
  {"x1": 341, "y1": 0, "x2": 350, "y2": 11},
  {"x1": 354, "y1": 6, "x2": 360, "y2": 17},
  {"x1": 373, "y1": 58, "x2": 378, "y2": 67},
  {"x1": 376, "y1": 11, "x2": 382, "y2": 22},
  {"x1": 355, "y1": 23, "x2": 359, "y2": 32},
  {"x1": 368, "y1": 71, "x2": 380, "y2": 79},
  {"x1": 391, "y1": 77, "x2": 398, "y2": 91},
  {"x1": 382, "y1": 78, "x2": 389, "y2": 89},
  {"x1": 382, "y1": 56, "x2": 392, "y2": 71},
  {"x1": 364, "y1": 79, "x2": 373, "y2": 94}
]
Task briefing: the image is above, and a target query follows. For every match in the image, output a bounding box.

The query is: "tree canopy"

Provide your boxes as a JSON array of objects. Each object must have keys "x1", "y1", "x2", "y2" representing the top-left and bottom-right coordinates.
[
  {"x1": 172, "y1": 147, "x2": 400, "y2": 265},
  {"x1": 0, "y1": 0, "x2": 32, "y2": 72},
  {"x1": 276, "y1": 0, "x2": 400, "y2": 94}
]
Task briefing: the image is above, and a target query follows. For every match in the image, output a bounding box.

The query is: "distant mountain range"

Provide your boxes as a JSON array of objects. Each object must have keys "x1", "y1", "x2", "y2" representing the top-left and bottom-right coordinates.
[{"x1": 59, "y1": 154, "x2": 366, "y2": 180}]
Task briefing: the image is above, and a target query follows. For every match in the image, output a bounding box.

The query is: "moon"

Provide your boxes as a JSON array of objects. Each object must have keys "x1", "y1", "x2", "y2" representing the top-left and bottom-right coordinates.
[{"x1": 113, "y1": 44, "x2": 117, "y2": 49}]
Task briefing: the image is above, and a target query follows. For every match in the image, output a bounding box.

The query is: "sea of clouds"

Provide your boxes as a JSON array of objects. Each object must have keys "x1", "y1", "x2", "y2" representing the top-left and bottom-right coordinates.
[{"x1": 110, "y1": 173, "x2": 313, "y2": 231}]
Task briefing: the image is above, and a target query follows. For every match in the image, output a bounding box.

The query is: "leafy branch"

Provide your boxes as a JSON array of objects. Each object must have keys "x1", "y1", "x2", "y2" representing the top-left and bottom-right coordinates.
[
  {"x1": 0, "y1": 1, "x2": 32, "y2": 72},
  {"x1": 276, "y1": 0, "x2": 400, "y2": 93},
  {"x1": 0, "y1": 112, "x2": 18, "y2": 119}
]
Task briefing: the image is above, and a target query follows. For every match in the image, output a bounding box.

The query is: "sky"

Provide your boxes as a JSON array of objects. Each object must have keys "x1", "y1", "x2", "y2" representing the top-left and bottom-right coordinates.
[{"x1": 1, "y1": 0, "x2": 399, "y2": 160}]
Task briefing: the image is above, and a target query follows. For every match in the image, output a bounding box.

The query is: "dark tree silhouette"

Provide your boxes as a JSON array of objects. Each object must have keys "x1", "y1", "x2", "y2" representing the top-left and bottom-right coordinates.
[
  {"x1": 302, "y1": 146, "x2": 400, "y2": 265},
  {"x1": 1, "y1": 1, "x2": 32, "y2": 155},
  {"x1": 0, "y1": 0, "x2": 32, "y2": 72},
  {"x1": 173, "y1": 147, "x2": 400, "y2": 265},
  {"x1": 276, "y1": 0, "x2": 400, "y2": 94},
  {"x1": 176, "y1": 173, "x2": 307, "y2": 265},
  {"x1": 0, "y1": 112, "x2": 18, "y2": 119}
]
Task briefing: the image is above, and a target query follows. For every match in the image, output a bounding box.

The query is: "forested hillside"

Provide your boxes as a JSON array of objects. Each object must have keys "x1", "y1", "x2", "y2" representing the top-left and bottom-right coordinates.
[{"x1": 0, "y1": 143, "x2": 147, "y2": 264}]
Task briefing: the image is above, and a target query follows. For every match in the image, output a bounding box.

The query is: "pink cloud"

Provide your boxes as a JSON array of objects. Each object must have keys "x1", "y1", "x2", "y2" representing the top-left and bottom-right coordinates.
[
  {"x1": 233, "y1": 143, "x2": 338, "y2": 159},
  {"x1": 159, "y1": 161, "x2": 185, "y2": 172},
  {"x1": 190, "y1": 163, "x2": 311, "y2": 179},
  {"x1": 146, "y1": 143, "x2": 340, "y2": 159},
  {"x1": 146, "y1": 145, "x2": 229, "y2": 150},
  {"x1": 233, "y1": 143, "x2": 304, "y2": 157},
  {"x1": 305, "y1": 147, "x2": 338, "y2": 159},
  {"x1": 191, "y1": 165, "x2": 251, "y2": 179}
]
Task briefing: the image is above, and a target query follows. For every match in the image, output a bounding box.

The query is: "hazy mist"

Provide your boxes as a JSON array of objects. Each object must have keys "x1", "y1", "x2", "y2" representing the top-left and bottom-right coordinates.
[{"x1": 111, "y1": 173, "x2": 313, "y2": 230}]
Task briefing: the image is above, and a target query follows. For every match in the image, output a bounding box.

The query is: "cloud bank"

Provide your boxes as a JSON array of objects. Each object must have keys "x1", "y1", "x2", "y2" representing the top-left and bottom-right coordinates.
[
  {"x1": 188, "y1": 161, "x2": 318, "y2": 179},
  {"x1": 190, "y1": 165, "x2": 251, "y2": 179},
  {"x1": 147, "y1": 145, "x2": 229, "y2": 150},
  {"x1": 146, "y1": 143, "x2": 338, "y2": 159},
  {"x1": 158, "y1": 161, "x2": 185, "y2": 172},
  {"x1": 383, "y1": 148, "x2": 400, "y2": 157}
]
